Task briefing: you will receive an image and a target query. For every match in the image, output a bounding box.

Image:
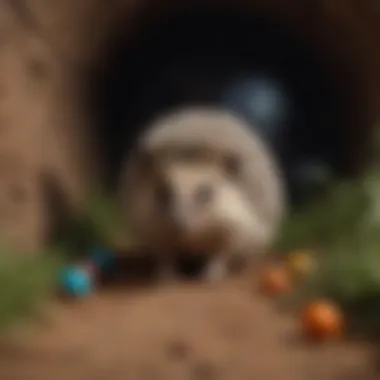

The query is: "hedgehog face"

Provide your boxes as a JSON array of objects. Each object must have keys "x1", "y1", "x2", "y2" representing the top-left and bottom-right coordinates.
[{"x1": 155, "y1": 161, "x2": 223, "y2": 240}]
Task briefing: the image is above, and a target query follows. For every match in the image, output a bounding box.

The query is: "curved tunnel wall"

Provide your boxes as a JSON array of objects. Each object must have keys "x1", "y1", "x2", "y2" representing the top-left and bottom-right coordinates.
[
  {"x1": 0, "y1": 0, "x2": 379, "y2": 252},
  {"x1": 94, "y1": 8, "x2": 346, "y2": 198},
  {"x1": 89, "y1": 1, "x2": 380, "y2": 202}
]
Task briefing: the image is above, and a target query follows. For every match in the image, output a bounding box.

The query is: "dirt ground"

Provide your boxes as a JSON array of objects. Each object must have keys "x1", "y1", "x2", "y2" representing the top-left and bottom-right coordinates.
[{"x1": 0, "y1": 268, "x2": 378, "y2": 380}]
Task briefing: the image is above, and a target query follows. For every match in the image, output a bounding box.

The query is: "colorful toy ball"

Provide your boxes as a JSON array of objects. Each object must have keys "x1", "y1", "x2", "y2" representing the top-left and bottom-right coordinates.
[
  {"x1": 59, "y1": 266, "x2": 94, "y2": 297},
  {"x1": 79, "y1": 261, "x2": 99, "y2": 278},
  {"x1": 220, "y1": 73, "x2": 291, "y2": 144},
  {"x1": 89, "y1": 245, "x2": 115, "y2": 270}
]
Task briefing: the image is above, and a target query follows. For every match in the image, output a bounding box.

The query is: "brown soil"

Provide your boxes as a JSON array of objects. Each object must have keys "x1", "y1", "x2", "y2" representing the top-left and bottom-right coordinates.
[{"x1": 0, "y1": 272, "x2": 378, "y2": 380}]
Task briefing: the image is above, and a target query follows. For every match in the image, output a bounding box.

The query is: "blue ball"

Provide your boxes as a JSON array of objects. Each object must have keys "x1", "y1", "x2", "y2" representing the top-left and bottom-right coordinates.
[
  {"x1": 59, "y1": 266, "x2": 94, "y2": 297},
  {"x1": 220, "y1": 73, "x2": 291, "y2": 142},
  {"x1": 89, "y1": 245, "x2": 114, "y2": 270}
]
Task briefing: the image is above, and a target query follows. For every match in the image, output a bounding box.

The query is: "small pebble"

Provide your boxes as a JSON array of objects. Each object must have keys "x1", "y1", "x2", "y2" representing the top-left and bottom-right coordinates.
[{"x1": 167, "y1": 340, "x2": 190, "y2": 360}]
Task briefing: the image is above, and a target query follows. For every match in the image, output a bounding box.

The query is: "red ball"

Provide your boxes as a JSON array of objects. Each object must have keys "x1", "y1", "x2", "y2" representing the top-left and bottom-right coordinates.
[{"x1": 79, "y1": 262, "x2": 98, "y2": 278}]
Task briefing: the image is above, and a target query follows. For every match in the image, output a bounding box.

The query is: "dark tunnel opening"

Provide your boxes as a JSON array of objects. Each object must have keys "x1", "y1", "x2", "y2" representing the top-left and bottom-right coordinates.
[{"x1": 92, "y1": 8, "x2": 346, "y2": 204}]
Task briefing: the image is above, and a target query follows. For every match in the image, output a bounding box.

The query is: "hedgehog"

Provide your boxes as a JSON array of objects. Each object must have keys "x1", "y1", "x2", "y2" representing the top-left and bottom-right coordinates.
[{"x1": 118, "y1": 107, "x2": 286, "y2": 283}]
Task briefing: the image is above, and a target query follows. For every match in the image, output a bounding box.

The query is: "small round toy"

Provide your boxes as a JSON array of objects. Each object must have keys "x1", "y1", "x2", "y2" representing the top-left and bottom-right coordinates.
[
  {"x1": 220, "y1": 73, "x2": 291, "y2": 143},
  {"x1": 287, "y1": 250, "x2": 316, "y2": 280},
  {"x1": 79, "y1": 261, "x2": 99, "y2": 278},
  {"x1": 89, "y1": 245, "x2": 115, "y2": 271},
  {"x1": 59, "y1": 265, "x2": 94, "y2": 297},
  {"x1": 258, "y1": 264, "x2": 292, "y2": 297},
  {"x1": 300, "y1": 299, "x2": 345, "y2": 342}
]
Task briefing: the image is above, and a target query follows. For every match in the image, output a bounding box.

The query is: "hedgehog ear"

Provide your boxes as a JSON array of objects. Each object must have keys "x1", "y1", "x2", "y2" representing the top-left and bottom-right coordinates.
[{"x1": 221, "y1": 153, "x2": 242, "y2": 178}]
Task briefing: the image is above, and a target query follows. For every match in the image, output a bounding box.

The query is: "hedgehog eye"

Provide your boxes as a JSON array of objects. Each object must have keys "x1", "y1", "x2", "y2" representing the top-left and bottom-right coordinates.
[
  {"x1": 195, "y1": 184, "x2": 214, "y2": 204},
  {"x1": 155, "y1": 182, "x2": 172, "y2": 209},
  {"x1": 222, "y1": 153, "x2": 242, "y2": 178}
]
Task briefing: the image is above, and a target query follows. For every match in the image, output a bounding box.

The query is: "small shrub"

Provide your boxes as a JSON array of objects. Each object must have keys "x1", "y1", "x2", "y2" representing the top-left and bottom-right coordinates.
[
  {"x1": 275, "y1": 165, "x2": 380, "y2": 337},
  {"x1": 0, "y1": 249, "x2": 61, "y2": 332},
  {"x1": 0, "y1": 189, "x2": 130, "y2": 334},
  {"x1": 56, "y1": 188, "x2": 135, "y2": 257}
]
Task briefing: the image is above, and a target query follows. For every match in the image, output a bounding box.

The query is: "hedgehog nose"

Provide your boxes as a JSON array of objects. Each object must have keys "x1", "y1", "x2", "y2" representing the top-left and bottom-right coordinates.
[{"x1": 172, "y1": 213, "x2": 189, "y2": 234}]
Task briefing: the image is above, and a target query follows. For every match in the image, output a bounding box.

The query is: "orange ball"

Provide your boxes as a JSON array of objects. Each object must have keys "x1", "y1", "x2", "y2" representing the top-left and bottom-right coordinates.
[
  {"x1": 287, "y1": 250, "x2": 316, "y2": 279},
  {"x1": 259, "y1": 265, "x2": 292, "y2": 296},
  {"x1": 300, "y1": 300, "x2": 345, "y2": 341}
]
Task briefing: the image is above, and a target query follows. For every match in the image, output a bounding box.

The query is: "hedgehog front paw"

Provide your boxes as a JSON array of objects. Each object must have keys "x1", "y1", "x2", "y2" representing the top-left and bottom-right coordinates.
[
  {"x1": 157, "y1": 263, "x2": 180, "y2": 285},
  {"x1": 203, "y1": 257, "x2": 229, "y2": 284}
]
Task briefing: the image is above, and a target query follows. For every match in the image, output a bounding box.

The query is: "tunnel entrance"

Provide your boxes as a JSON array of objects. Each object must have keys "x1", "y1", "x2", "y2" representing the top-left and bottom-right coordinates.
[{"x1": 92, "y1": 7, "x2": 346, "y2": 202}]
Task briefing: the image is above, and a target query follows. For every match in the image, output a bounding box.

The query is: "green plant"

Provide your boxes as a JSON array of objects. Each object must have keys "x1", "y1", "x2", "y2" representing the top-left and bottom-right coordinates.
[
  {"x1": 55, "y1": 188, "x2": 135, "y2": 256},
  {"x1": 0, "y1": 190, "x2": 131, "y2": 334},
  {"x1": 0, "y1": 248, "x2": 62, "y2": 331},
  {"x1": 275, "y1": 160, "x2": 380, "y2": 336}
]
